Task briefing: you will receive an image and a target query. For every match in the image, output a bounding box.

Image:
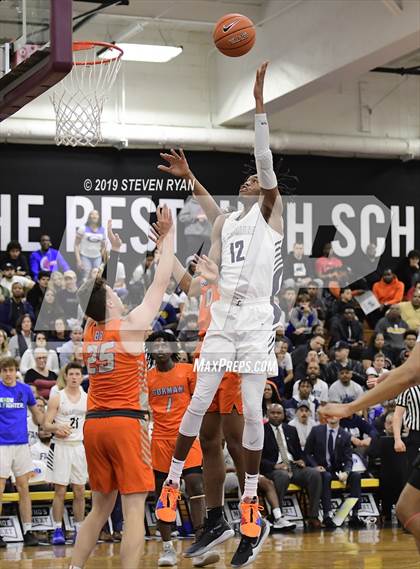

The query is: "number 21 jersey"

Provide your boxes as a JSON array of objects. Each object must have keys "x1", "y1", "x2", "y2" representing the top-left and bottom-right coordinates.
[{"x1": 53, "y1": 388, "x2": 87, "y2": 443}]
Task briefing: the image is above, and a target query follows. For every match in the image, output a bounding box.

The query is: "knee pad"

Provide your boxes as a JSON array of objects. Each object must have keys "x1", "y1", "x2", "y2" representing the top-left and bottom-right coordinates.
[{"x1": 242, "y1": 416, "x2": 264, "y2": 451}]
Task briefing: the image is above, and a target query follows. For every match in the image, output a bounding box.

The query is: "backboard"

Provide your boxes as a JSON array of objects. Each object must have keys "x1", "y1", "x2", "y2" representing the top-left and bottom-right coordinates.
[{"x1": 0, "y1": 0, "x2": 73, "y2": 121}]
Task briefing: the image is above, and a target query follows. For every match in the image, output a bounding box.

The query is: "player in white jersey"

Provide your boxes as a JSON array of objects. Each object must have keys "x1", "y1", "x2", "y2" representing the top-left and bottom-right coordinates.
[
  {"x1": 156, "y1": 62, "x2": 283, "y2": 567},
  {"x1": 321, "y1": 334, "x2": 420, "y2": 552},
  {"x1": 44, "y1": 362, "x2": 88, "y2": 545}
]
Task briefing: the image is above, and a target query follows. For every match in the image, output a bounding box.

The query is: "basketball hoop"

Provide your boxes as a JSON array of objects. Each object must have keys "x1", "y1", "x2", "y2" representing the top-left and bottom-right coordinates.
[{"x1": 51, "y1": 41, "x2": 123, "y2": 147}]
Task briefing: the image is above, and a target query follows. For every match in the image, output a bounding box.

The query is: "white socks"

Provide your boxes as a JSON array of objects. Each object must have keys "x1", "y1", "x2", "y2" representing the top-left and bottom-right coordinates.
[
  {"x1": 242, "y1": 473, "x2": 259, "y2": 500},
  {"x1": 167, "y1": 458, "x2": 185, "y2": 486},
  {"x1": 163, "y1": 540, "x2": 174, "y2": 551},
  {"x1": 23, "y1": 523, "x2": 32, "y2": 534},
  {"x1": 273, "y1": 507, "x2": 282, "y2": 520}
]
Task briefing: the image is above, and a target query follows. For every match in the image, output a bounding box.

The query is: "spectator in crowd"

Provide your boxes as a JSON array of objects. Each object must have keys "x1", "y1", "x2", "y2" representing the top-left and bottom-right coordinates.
[
  {"x1": 399, "y1": 291, "x2": 420, "y2": 331},
  {"x1": 366, "y1": 353, "x2": 390, "y2": 389},
  {"x1": 260, "y1": 403, "x2": 322, "y2": 530},
  {"x1": 368, "y1": 411, "x2": 406, "y2": 525},
  {"x1": 287, "y1": 293, "x2": 319, "y2": 346},
  {"x1": 49, "y1": 318, "x2": 70, "y2": 348},
  {"x1": 406, "y1": 279, "x2": 420, "y2": 301},
  {"x1": 0, "y1": 329, "x2": 11, "y2": 358},
  {"x1": 328, "y1": 366, "x2": 364, "y2": 404},
  {"x1": 304, "y1": 416, "x2": 365, "y2": 529},
  {"x1": 27, "y1": 395, "x2": 46, "y2": 448},
  {"x1": 0, "y1": 282, "x2": 10, "y2": 304},
  {"x1": 340, "y1": 411, "x2": 374, "y2": 451},
  {"x1": 362, "y1": 332, "x2": 392, "y2": 370},
  {"x1": 178, "y1": 313, "x2": 199, "y2": 353},
  {"x1": 329, "y1": 307, "x2": 364, "y2": 359},
  {"x1": 1, "y1": 241, "x2": 30, "y2": 276},
  {"x1": 35, "y1": 288, "x2": 65, "y2": 333},
  {"x1": 286, "y1": 378, "x2": 319, "y2": 421},
  {"x1": 395, "y1": 250, "x2": 420, "y2": 295},
  {"x1": 394, "y1": 385, "x2": 420, "y2": 481},
  {"x1": 357, "y1": 243, "x2": 383, "y2": 289},
  {"x1": 303, "y1": 361, "x2": 329, "y2": 403},
  {"x1": 0, "y1": 282, "x2": 35, "y2": 334},
  {"x1": 24, "y1": 347, "x2": 58, "y2": 399},
  {"x1": 57, "y1": 270, "x2": 79, "y2": 322},
  {"x1": 19, "y1": 331, "x2": 60, "y2": 376},
  {"x1": 372, "y1": 268, "x2": 404, "y2": 310},
  {"x1": 283, "y1": 242, "x2": 313, "y2": 290},
  {"x1": 306, "y1": 281, "x2": 326, "y2": 321},
  {"x1": 398, "y1": 330, "x2": 419, "y2": 365},
  {"x1": 8, "y1": 314, "x2": 34, "y2": 360},
  {"x1": 29, "y1": 234, "x2": 70, "y2": 281},
  {"x1": 0, "y1": 357, "x2": 44, "y2": 547},
  {"x1": 113, "y1": 258, "x2": 128, "y2": 298},
  {"x1": 292, "y1": 334, "x2": 326, "y2": 379},
  {"x1": 270, "y1": 340, "x2": 293, "y2": 397},
  {"x1": 59, "y1": 325, "x2": 84, "y2": 367},
  {"x1": 50, "y1": 271, "x2": 65, "y2": 292},
  {"x1": 262, "y1": 380, "x2": 282, "y2": 419},
  {"x1": 289, "y1": 400, "x2": 318, "y2": 450},
  {"x1": 74, "y1": 209, "x2": 106, "y2": 280},
  {"x1": 328, "y1": 286, "x2": 364, "y2": 322},
  {"x1": 274, "y1": 324, "x2": 293, "y2": 352},
  {"x1": 26, "y1": 270, "x2": 50, "y2": 314},
  {"x1": 179, "y1": 196, "x2": 212, "y2": 258},
  {"x1": 279, "y1": 287, "x2": 298, "y2": 323},
  {"x1": 314, "y1": 242, "x2": 345, "y2": 283},
  {"x1": 0, "y1": 262, "x2": 33, "y2": 294},
  {"x1": 375, "y1": 306, "x2": 409, "y2": 363},
  {"x1": 326, "y1": 342, "x2": 366, "y2": 387}
]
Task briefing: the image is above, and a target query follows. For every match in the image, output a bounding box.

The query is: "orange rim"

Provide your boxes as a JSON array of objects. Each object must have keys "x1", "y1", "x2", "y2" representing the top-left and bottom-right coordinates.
[{"x1": 72, "y1": 41, "x2": 124, "y2": 66}]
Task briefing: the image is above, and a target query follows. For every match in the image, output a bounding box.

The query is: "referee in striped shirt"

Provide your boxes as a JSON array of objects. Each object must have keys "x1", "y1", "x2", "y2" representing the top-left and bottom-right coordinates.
[{"x1": 394, "y1": 386, "x2": 420, "y2": 478}]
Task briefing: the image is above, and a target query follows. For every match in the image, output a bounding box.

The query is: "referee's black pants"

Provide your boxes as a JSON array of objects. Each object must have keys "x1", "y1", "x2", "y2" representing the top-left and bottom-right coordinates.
[{"x1": 406, "y1": 431, "x2": 420, "y2": 481}]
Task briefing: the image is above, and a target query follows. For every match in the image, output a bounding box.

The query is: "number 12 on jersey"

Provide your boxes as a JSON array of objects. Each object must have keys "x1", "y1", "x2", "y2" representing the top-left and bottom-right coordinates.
[{"x1": 230, "y1": 240, "x2": 245, "y2": 263}]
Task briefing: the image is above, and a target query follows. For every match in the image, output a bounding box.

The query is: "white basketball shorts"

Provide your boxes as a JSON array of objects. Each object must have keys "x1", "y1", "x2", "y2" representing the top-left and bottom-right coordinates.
[
  {"x1": 46, "y1": 442, "x2": 88, "y2": 486},
  {"x1": 0, "y1": 444, "x2": 34, "y2": 479}
]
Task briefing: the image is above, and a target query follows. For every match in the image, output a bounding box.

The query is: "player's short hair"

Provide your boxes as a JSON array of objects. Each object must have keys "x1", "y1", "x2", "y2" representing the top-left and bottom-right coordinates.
[
  {"x1": 64, "y1": 361, "x2": 83, "y2": 376},
  {"x1": 0, "y1": 356, "x2": 18, "y2": 370},
  {"x1": 405, "y1": 329, "x2": 418, "y2": 339},
  {"x1": 147, "y1": 330, "x2": 179, "y2": 361},
  {"x1": 77, "y1": 277, "x2": 107, "y2": 322}
]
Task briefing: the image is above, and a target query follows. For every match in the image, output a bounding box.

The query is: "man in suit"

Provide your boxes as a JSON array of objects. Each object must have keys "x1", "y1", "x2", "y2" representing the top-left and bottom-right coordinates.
[
  {"x1": 304, "y1": 414, "x2": 365, "y2": 529},
  {"x1": 261, "y1": 403, "x2": 322, "y2": 530}
]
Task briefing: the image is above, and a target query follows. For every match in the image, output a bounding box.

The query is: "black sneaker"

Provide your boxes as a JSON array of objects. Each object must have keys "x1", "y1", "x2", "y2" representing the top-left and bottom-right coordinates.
[
  {"x1": 231, "y1": 518, "x2": 270, "y2": 568},
  {"x1": 0, "y1": 535, "x2": 7, "y2": 548},
  {"x1": 184, "y1": 516, "x2": 234, "y2": 558},
  {"x1": 348, "y1": 516, "x2": 366, "y2": 529},
  {"x1": 23, "y1": 531, "x2": 39, "y2": 546},
  {"x1": 323, "y1": 517, "x2": 337, "y2": 530}
]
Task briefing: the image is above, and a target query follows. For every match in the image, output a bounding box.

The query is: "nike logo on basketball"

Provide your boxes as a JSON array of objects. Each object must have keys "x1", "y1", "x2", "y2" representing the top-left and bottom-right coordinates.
[{"x1": 223, "y1": 20, "x2": 240, "y2": 33}]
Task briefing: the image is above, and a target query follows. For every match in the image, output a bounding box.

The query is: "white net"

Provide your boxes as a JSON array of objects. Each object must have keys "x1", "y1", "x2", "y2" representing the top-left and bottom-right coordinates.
[{"x1": 51, "y1": 42, "x2": 123, "y2": 147}]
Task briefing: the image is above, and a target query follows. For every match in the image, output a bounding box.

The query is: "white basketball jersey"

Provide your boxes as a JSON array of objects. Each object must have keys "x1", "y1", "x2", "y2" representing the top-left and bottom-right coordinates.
[
  {"x1": 53, "y1": 388, "x2": 87, "y2": 443},
  {"x1": 219, "y1": 203, "x2": 283, "y2": 303}
]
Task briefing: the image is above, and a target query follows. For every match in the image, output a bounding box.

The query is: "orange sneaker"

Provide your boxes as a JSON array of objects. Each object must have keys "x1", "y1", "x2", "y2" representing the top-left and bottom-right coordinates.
[
  {"x1": 240, "y1": 499, "x2": 264, "y2": 538},
  {"x1": 155, "y1": 484, "x2": 180, "y2": 523}
]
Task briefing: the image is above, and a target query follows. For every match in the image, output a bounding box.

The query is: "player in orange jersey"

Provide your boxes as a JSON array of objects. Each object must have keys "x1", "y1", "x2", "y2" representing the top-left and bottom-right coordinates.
[
  {"x1": 69, "y1": 207, "x2": 174, "y2": 569},
  {"x1": 148, "y1": 330, "x2": 219, "y2": 568}
]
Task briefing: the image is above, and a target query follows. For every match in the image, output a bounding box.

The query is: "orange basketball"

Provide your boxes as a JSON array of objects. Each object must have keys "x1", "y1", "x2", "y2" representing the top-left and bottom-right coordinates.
[{"x1": 213, "y1": 13, "x2": 256, "y2": 57}]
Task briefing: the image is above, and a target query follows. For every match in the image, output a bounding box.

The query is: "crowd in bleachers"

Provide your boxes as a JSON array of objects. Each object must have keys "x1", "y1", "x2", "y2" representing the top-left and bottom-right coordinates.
[{"x1": 1, "y1": 210, "x2": 420, "y2": 537}]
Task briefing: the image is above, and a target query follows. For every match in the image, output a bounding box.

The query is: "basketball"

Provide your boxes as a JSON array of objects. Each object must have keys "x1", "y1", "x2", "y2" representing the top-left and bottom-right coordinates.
[{"x1": 213, "y1": 13, "x2": 256, "y2": 57}]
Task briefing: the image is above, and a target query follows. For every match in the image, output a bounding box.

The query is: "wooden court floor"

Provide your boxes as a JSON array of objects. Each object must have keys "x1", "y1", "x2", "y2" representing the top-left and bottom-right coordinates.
[{"x1": 1, "y1": 528, "x2": 420, "y2": 569}]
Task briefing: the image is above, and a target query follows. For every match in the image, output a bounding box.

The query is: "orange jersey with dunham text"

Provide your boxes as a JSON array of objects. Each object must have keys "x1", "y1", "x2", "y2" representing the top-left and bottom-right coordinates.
[
  {"x1": 83, "y1": 318, "x2": 147, "y2": 412},
  {"x1": 148, "y1": 363, "x2": 196, "y2": 439}
]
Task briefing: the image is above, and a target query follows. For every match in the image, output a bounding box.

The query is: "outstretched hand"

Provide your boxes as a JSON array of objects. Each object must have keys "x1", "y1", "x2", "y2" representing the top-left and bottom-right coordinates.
[
  {"x1": 107, "y1": 219, "x2": 123, "y2": 252},
  {"x1": 158, "y1": 148, "x2": 191, "y2": 179},
  {"x1": 195, "y1": 254, "x2": 219, "y2": 283},
  {"x1": 254, "y1": 61, "x2": 269, "y2": 106},
  {"x1": 149, "y1": 205, "x2": 174, "y2": 249}
]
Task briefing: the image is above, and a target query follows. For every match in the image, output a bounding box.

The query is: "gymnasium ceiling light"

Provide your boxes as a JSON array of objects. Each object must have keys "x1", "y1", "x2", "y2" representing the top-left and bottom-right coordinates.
[{"x1": 100, "y1": 43, "x2": 183, "y2": 63}]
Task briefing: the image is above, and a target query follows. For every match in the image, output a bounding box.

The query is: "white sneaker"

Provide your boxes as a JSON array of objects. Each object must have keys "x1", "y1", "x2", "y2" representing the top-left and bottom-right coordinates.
[
  {"x1": 192, "y1": 550, "x2": 221, "y2": 567},
  {"x1": 272, "y1": 517, "x2": 296, "y2": 531},
  {"x1": 158, "y1": 545, "x2": 177, "y2": 567}
]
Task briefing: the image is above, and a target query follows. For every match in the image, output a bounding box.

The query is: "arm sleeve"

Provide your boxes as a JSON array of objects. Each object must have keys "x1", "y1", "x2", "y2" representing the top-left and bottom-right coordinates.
[
  {"x1": 29, "y1": 252, "x2": 39, "y2": 280},
  {"x1": 254, "y1": 114, "x2": 277, "y2": 190}
]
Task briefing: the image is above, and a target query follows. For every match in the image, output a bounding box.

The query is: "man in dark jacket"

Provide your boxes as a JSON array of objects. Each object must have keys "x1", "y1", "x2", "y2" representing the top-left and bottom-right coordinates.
[
  {"x1": 326, "y1": 342, "x2": 366, "y2": 387},
  {"x1": 261, "y1": 403, "x2": 322, "y2": 529},
  {"x1": 0, "y1": 282, "x2": 34, "y2": 334},
  {"x1": 305, "y1": 416, "x2": 364, "y2": 529},
  {"x1": 329, "y1": 308, "x2": 364, "y2": 359}
]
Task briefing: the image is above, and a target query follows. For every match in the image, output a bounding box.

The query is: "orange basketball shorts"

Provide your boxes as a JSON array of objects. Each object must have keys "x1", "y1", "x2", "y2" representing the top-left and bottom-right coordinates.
[
  {"x1": 84, "y1": 416, "x2": 155, "y2": 495},
  {"x1": 208, "y1": 372, "x2": 243, "y2": 414},
  {"x1": 151, "y1": 437, "x2": 202, "y2": 474}
]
